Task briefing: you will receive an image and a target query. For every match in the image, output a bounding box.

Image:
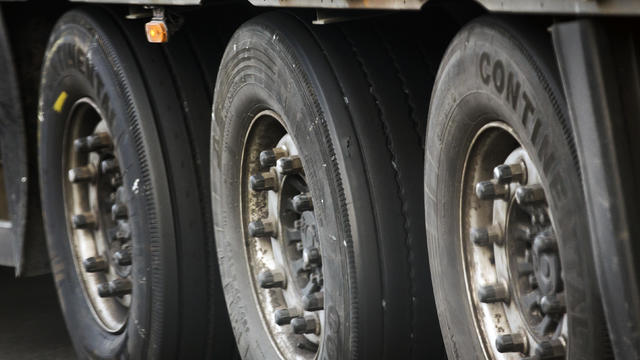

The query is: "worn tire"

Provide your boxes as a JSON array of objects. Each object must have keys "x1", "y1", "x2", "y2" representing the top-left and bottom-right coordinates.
[
  {"x1": 425, "y1": 16, "x2": 609, "y2": 359},
  {"x1": 38, "y1": 7, "x2": 234, "y2": 358},
  {"x1": 211, "y1": 12, "x2": 445, "y2": 360}
]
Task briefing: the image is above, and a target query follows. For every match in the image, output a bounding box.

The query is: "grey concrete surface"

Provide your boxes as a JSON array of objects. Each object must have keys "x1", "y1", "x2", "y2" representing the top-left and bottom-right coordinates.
[{"x1": 0, "y1": 266, "x2": 76, "y2": 359}]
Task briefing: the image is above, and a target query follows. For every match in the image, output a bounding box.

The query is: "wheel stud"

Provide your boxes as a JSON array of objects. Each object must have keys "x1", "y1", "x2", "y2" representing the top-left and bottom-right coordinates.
[
  {"x1": 114, "y1": 248, "x2": 132, "y2": 266},
  {"x1": 493, "y1": 163, "x2": 525, "y2": 184},
  {"x1": 292, "y1": 193, "x2": 313, "y2": 213},
  {"x1": 276, "y1": 156, "x2": 303, "y2": 175},
  {"x1": 302, "y1": 291, "x2": 324, "y2": 311},
  {"x1": 68, "y1": 165, "x2": 96, "y2": 183},
  {"x1": 495, "y1": 333, "x2": 526, "y2": 353},
  {"x1": 475, "y1": 180, "x2": 508, "y2": 200},
  {"x1": 258, "y1": 268, "x2": 286, "y2": 289},
  {"x1": 72, "y1": 213, "x2": 96, "y2": 229},
  {"x1": 274, "y1": 307, "x2": 301, "y2": 326},
  {"x1": 248, "y1": 219, "x2": 276, "y2": 238},
  {"x1": 111, "y1": 203, "x2": 128, "y2": 220},
  {"x1": 291, "y1": 315, "x2": 319, "y2": 335},
  {"x1": 82, "y1": 256, "x2": 108, "y2": 273},
  {"x1": 515, "y1": 184, "x2": 545, "y2": 205},
  {"x1": 97, "y1": 278, "x2": 132, "y2": 297},
  {"x1": 470, "y1": 225, "x2": 502, "y2": 246},
  {"x1": 535, "y1": 339, "x2": 565, "y2": 359},
  {"x1": 478, "y1": 282, "x2": 509, "y2": 303},
  {"x1": 260, "y1": 147, "x2": 288, "y2": 168},
  {"x1": 73, "y1": 132, "x2": 112, "y2": 152},
  {"x1": 533, "y1": 230, "x2": 557, "y2": 254},
  {"x1": 540, "y1": 294, "x2": 565, "y2": 314},
  {"x1": 249, "y1": 170, "x2": 278, "y2": 192},
  {"x1": 101, "y1": 158, "x2": 119, "y2": 174}
]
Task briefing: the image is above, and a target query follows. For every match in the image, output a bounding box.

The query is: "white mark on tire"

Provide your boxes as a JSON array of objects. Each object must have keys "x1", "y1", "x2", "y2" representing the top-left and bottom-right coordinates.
[
  {"x1": 132, "y1": 178, "x2": 140, "y2": 194},
  {"x1": 20, "y1": 177, "x2": 26, "y2": 183}
]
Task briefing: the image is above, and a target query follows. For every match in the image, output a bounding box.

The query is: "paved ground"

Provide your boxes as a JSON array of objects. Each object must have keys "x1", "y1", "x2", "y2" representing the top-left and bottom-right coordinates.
[{"x1": 0, "y1": 266, "x2": 76, "y2": 359}]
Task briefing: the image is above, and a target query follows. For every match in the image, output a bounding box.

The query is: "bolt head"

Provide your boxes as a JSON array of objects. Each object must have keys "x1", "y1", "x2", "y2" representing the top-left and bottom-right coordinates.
[
  {"x1": 276, "y1": 156, "x2": 303, "y2": 175},
  {"x1": 515, "y1": 184, "x2": 546, "y2": 205},
  {"x1": 493, "y1": 163, "x2": 525, "y2": 184},
  {"x1": 258, "y1": 268, "x2": 286, "y2": 289},
  {"x1": 274, "y1": 307, "x2": 301, "y2": 325},
  {"x1": 302, "y1": 292, "x2": 324, "y2": 311},
  {"x1": 249, "y1": 171, "x2": 278, "y2": 192},
  {"x1": 68, "y1": 165, "x2": 96, "y2": 183},
  {"x1": 535, "y1": 339, "x2": 565, "y2": 358},
  {"x1": 478, "y1": 282, "x2": 509, "y2": 303},
  {"x1": 114, "y1": 248, "x2": 132, "y2": 266},
  {"x1": 291, "y1": 316, "x2": 318, "y2": 335},
  {"x1": 72, "y1": 213, "x2": 96, "y2": 229},
  {"x1": 248, "y1": 219, "x2": 276, "y2": 238},
  {"x1": 470, "y1": 225, "x2": 502, "y2": 246},
  {"x1": 475, "y1": 180, "x2": 508, "y2": 200},
  {"x1": 495, "y1": 333, "x2": 526, "y2": 353},
  {"x1": 82, "y1": 256, "x2": 108, "y2": 273},
  {"x1": 292, "y1": 193, "x2": 313, "y2": 213}
]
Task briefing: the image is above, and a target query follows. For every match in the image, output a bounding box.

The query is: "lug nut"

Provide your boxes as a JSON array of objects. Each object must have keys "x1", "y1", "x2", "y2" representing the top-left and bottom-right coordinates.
[
  {"x1": 82, "y1": 256, "x2": 108, "y2": 273},
  {"x1": 515, "y1": 184, "x2": 545, "y2": 205},
  {"x1": 111, "y1": 203, "x2": 128, "y2": 220},
  {"x1": 292, "y1": 193, "x2": 313, "y2": 213},
  {"x1": 110, "y1": 173, "x2": 123, "y2": 187},
  {"x1": 249, "y1": 170, "x2": 278, "y2": 192},
  {"x1": 470, "y1": 225, "x2": 502, "y2": 246},
  {"x1": 533, "y1": 230, "x2": 557, "y2": 254},
  {"x1": 475, "y1": 180, "x2": 508, "y2": 200},
  {"x1": 540, "y1": 294, "x2": 565, "y2": 314},
  {"x1": 114, "y1": 248, "x2": 132, "y2": 266},
  {"x1": 97, "y1": 278, "x2": 132, "y2": 297},
  {"x1": 259, "y1": 147, "x2": 288, "y2": 168},
  {"x1": 303, "y1": 247, "x2": 322, "y2": 268},
  {"x1": 535, "y1": 339, "x2": 565, "y2": 358},
  {"x1": 478, "y1": 282, "x2": 509, "y2": 303},
  {"x1": 101, "y1": 158, "x2": 119, "y2": 174},
  {"x1": 529, "y1": 274, "x2": 538, "y2": 288},
  {"x1": 258, "y1": 268, "x2": 286, "y2": 289},
  {"x1": 274, "y1": 307, "x2": 301, "y2": 325},
  {"x1": 68, "y1": 165, "x2": 96, "y2": 183},
  {"x1": 302, "y1": 292, "x2": 324, "y2": 311},
  {"x1": 291, "y1": 315, "x2": 319, "y2": 335},
  {"x1": 248, "y1": 219, "x2": 276, "y2": 238},
  {"x1": 276, "y1": 156, "x2": 303, "y2": 175},
  {"x1": 495, "y1": 333, "x2": 527, "y2": 353},
  {"x1": 517, "y1": 262, "x2": 534, "y2": 276},
  {"x1": 111, "y1": 222, "x2": 131, "y2": 241},
  {"x1": 74, "y1": 132, "x2": 112, "y2": 152},
  {"x1": 494, "y1": 163, "x2": 525, "y2": 184},
  {"x1": 72, "y1": 213, "x2": 96, "y2": 229}
]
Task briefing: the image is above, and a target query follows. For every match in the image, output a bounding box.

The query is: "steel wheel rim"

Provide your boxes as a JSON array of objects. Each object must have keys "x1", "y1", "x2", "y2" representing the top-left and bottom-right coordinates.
[
  {"x1": 460, "y1": 121, "x2": 568, "y2": 359},
  {"x1": 62, "y1": 98, "x2": 132, "y2": 333},
  {"x1": 240, "y1": 110, "x2": 324, "y2": 359}
]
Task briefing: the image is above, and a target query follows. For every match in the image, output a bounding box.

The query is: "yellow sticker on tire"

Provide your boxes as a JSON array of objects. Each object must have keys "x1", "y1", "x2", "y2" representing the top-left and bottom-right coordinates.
[{"x1": 53, "y1": 91, "x2": 68, "y2": 113}]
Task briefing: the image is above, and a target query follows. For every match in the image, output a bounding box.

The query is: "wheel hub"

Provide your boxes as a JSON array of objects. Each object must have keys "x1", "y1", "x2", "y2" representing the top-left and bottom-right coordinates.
[{"x1": 462, "y1": 123, "x2": 567, "y2": 359}]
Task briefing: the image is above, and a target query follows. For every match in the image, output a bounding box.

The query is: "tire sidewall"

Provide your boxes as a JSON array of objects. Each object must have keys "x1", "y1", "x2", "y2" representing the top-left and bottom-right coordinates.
[{"x1": 425, "y1": 18, "x2": 602, "y2": 359}]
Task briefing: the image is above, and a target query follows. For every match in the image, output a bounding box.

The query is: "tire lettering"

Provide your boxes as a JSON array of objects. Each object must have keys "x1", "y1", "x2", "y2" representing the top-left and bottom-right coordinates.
[
  {"x1": 479, "y1": 52, "x2": 491, "y2": 85},
  {"x1": 506, "y1": 72, "x2": 521, "y2": 111},
  {"x1": 492, "y1": 59, "x2": 505, "y2": 94},
  {"x1": 521, "y1": 91, "x2": 535, "y2": 127}
]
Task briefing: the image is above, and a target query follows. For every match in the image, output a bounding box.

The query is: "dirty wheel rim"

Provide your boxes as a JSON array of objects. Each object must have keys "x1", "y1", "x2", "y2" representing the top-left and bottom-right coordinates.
[
  {"x1": 460, "y1": 122, "x2": 567, "y2": 359},
  {"x1": 62, "y1": 98, "x2": 132, "y2": 333},
  {"x1": 241, "y1": 110, "x2": 324, "y2": 358}
]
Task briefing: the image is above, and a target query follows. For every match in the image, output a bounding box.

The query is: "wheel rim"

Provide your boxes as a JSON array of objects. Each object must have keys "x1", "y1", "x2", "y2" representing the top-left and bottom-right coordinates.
[
  {"x1": 62, "y1": 98, "x2": 132, "y2": 333},
  {"x1": 461, "y1": 122, "x2": 567, "y2": 359},
  {"x1": 241, "y1": 110, "x2": 324, "y2": 358}
]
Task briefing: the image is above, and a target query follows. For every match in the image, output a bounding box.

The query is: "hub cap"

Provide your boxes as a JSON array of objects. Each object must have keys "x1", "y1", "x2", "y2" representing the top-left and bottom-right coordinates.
[
  {"x1": 462, "y1": 122, "x2": 567, "y2": 359},
  {"x1": 62, "y1": 98, "x2": 132, "y2": 333},
  {"x1": 242, "y1": 111, "x2": 324, "y2": 358}
]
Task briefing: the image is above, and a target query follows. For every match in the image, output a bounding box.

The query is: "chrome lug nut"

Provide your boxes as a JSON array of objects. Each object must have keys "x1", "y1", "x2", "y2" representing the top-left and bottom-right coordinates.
[
  {"x1": 112, "y1": 222, "x2": 131, "y2": 241},
  {"x1": 82, "y1": 256, "x2": 108, "y2": 273},
  {"x1": 249, "y1": 170, "x2": 278, "y2": 192},
  {"x1": 114, "y1": 248, "x2": 132, "y2": 266},
  {"x1": 274, "y1": 307, "x2": 301, "y2": 326},
  {"x1": 101, "y1": 158, "x2": 119, "y2": 174},
  {"x1": 110, "y1": 173, "x2": 123, "y2": 187},
  {"x1": 111, "y1": 203, "x2": 128, "y2": 221},
  {"x1": 248, "y1": 219, "x2": 276, "y2": 238},
  {"x1": 73, "y1": 132, "x2": 112, "y2": 152},
  {"x1": 68, "y1": 165, "x2": 96, "y2": 183},
  {"x1": 495, "y1": 333, "x2": 527, "y2": 353},
  {"x1": 302, "y1": 292, "x2": 324, "y2": 311},
  {"x1": 470, "y1": 225, "x2": 502, "y2": 246},
  {"x1": 540, "y1": 294, "x2": 565, "y2": 314},
  {"x1": 515, "y1": 184, "x2": 545, "y2": 205},
  {"x1": 302, "y1": 247, "x2": 322, "y2": 268},
  {"x1": 291, "y1": 315, "x2": 319, "y2": 335},
  {"x1": 533, "y1": 230, "x2": 557, "y2": 254},
  {"x1": 276, "y1": 156, "x2": 303, "y2": 175},
  {"x1": 97, "y1": 278, "x2": 132, "y2": 297},
  {"x1": 535, "y1": 339, "x2": 565, "y2": 359},
  {"x1": 292, "y1": 193, "x2": 313, "y2": 213},
  {"x1": 258, "y1": 268, "x2": 286, "y2": 289},
  {"x1": 259, "y1": 147, "x2": 288, "y2": 168},
  {"x1": 493, "y1": 163, "x2": 525, "y2": 184},
  {"x1": 72, "y1": 213, "x2": 96, "y2": 229},
  {"x1": 478, "y1": 282, "x2": 509, "y2": 303},
  {"x1": 475, "y1": 180, "x2": 508, "y2": 200}
]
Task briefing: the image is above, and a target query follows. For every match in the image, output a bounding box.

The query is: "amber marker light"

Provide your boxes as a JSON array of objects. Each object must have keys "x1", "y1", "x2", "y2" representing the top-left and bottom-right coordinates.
[{"x1": 145, "y1": 20, "x2": 168, "y2": 43}]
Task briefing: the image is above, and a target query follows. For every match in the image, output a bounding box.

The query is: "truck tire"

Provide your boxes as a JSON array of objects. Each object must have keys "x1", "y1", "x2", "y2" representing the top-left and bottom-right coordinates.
[
  {"x1": 38, "y1": 8, "x2": 234, "y2": 358},
  {"x1": 424, "y1": 17, "x2": 610, "y2": 359},
  {"x1": 211, "y1": 12, "x2": 445, "y2": 360}
]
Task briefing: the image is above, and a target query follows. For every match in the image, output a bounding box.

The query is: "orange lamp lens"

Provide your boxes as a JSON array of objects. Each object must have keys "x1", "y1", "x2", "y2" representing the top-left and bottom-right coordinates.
[{"x1": 145, "y1": 21, "x2": 168, "y2": 43}]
